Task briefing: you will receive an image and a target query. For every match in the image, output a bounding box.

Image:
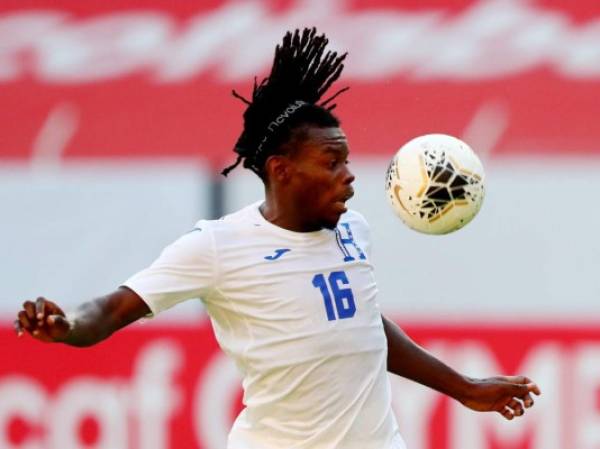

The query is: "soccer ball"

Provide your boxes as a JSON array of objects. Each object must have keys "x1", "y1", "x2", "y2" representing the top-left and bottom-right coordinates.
[{"x1": 385, "y1": 134, "x2": 485, "y2": 235}]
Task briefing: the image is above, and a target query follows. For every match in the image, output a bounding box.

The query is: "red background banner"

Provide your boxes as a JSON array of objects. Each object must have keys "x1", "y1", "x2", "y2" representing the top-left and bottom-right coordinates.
[
  {"x1": 3, "y1": 323, "x2": 600, "y2": 449},
  {"x1": 2, "y1": 0, "x2": 600, "y2": 162}
]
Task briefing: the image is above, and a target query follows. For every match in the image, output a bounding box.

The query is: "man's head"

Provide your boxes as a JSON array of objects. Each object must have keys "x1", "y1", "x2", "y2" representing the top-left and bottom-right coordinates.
[
  {"x1": 263, "y1": 124, "x2": 354, "y2": 229},
  {"x1": 223, "y1": 27, "x2": 349, "y2": 175},
  {"x1": 222, "y1": 27, "x2": 353, "y2": 229}
]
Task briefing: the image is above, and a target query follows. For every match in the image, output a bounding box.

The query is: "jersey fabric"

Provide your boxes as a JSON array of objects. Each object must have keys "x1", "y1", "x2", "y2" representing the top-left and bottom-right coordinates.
[{"x1": 124, "y1": 201, "x2": 405, "y2": 449}]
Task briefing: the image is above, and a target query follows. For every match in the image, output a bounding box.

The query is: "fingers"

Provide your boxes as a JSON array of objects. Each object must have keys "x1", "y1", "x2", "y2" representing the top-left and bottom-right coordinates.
[
  {"x1": 500, "y1": 398, "x2": 525, "y2": 420},
  {"x1": 17, "y1": 310, "x2": 33, "y2": 333},
  {"x1": 515, "y1": 382, "x2": 541, "y2": 403},
  {"x1": 505, "y1": 375, "x2": 542, "y2": 396},
  {"x1": 39, "y1": 298, "x2": 65, "y2": 317},
  {"x1": 23, "y1": 300, "x2": 36, "y2": 322},
  {"x1": 35, "y1": 297, "x2": 46, "y2": 322},
  {"x1": 17, "y1": 308, "x2": 44, "y2": 339},
  {"x1": 501, "y1": 406, "x2": 515, "y2": 420},
  {"x1": 498, "y1": 385, "x2": 537, "y2": 420},
  {"x1": 512, "y1": 380, "x2": 539, "y2": 416},
  {"x1": 18, "y1": 300, "x2": 42, "y2": 337},
  {"x1": 523, "y1": 392, "x2": 535, "y2": 408},
  {"x1": 507, "y1": 398, "x2": 524, "y2": 416},
  {"x1": 13, "y1": 319, "x2": 23, "y2": 337},
  {"x1": 16, "y1": 297, "x2": 68, "y2": 342},
  {"x1": 527, "y1": 382, "x2": 541, "y2": 396},
  {"x1": 501, "y1": 379, "x2": 540, "y2": 420}
]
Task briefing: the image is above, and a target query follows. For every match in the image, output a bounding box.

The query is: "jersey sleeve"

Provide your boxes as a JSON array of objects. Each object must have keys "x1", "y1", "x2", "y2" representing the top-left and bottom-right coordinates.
[{"x1": 122, "y1": 222, "x2": 217, "y2": 316}]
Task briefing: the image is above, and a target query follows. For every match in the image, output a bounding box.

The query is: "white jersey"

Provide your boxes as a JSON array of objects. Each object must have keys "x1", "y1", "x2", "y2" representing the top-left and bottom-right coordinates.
[{"x1": 124, "y1": 201, "x2": 405, "y2": 449}]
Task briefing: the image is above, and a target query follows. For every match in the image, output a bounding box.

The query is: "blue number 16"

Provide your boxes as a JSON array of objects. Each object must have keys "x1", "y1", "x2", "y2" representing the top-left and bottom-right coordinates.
[{"x1": 312, "y1": 271, "x2": 356, "y2": 321}]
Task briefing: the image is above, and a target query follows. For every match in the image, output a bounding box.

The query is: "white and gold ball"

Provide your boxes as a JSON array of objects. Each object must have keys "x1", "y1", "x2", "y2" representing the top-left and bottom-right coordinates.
[{"x1": 385, "y1": 134, "x2": 485, "y2": 235}]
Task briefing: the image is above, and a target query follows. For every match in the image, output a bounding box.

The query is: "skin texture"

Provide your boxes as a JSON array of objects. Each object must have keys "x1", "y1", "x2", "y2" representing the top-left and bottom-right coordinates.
[
  {"x1": 14, "y1": 124, "x2": 540, "y2": 421},
  {"x1": 381, "y1": 316, "x2": 540, "y2": 420},
  {"x1": 15, "y1": 288, "x2": 149, "y2": 347},
  {"x1": 261, "y1": 125, "x2": 355, "y2": 231}
]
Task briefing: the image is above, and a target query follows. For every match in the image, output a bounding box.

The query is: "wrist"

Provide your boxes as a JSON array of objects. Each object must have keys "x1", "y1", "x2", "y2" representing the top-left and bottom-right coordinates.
[
  {"x1": 451, "y1": 375, "x2": 477, "y2": 404},
  {"x1": 57, "y1": 313, "x2": 76, "y2": 344}
]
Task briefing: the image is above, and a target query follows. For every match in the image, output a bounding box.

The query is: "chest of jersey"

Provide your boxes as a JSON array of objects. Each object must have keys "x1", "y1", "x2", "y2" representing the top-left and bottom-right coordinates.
[{"x1": 207, "y1": 221, "x2": 384, "y2": 365}]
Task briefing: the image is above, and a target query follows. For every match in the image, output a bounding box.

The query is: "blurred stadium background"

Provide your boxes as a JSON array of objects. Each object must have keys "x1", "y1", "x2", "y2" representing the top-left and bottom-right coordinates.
[{"x1": 2, "y1": 0, "x2": 600, "y2": 448}]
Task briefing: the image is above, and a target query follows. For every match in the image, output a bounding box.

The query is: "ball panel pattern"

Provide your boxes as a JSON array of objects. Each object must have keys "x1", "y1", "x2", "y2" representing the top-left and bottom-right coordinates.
[{"x1": 385, "y1": 134, "x2": 485, "y2": 235}]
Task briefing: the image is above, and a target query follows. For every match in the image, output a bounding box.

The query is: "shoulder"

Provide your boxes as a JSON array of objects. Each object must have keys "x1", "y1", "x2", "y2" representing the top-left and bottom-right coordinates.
[
  {"x1": 191, "y1": 202, "x2": 260, "y2": 230},
  {"x1": 195, "y1": 201, "x2": 263, "y2": 242},
  {"x1": 159, "y1": 222, "x2": 216, "y2": 263},
  {"x1": 154, "y1": 202, "x2": 261, "y2": 265},
  {"x1": 221, "y1": 201, "x2": 262, "y2": 225}
]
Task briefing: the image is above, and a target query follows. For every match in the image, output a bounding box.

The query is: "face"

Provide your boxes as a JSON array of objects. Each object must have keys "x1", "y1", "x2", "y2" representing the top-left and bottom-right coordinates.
[{"x1": 276, "y1": 126, "x2": 355, "y2": 229}]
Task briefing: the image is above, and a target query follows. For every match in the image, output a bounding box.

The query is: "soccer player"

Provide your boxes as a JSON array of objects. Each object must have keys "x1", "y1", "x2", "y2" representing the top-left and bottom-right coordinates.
[{"x1": 15, "y1": 28, "x2": 540, "y2": 449}]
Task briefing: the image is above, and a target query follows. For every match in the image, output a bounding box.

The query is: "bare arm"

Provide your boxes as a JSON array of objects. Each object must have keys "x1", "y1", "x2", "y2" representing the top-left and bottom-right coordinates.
[
  {"x1": 15, "y1": 287, "x2": 151, "y2": 347},
  {"x1": 382, "y1": 314, "x2": 470, "y2": 398},
  {"x1": 382, "y1": 314, "x2": 541, "y2": 420}
]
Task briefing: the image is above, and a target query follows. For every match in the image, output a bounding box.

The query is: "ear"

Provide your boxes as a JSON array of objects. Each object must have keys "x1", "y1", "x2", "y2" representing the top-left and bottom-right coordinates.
[{"x1": 264, "y1": 155, "x2": 292, "y2": 184}]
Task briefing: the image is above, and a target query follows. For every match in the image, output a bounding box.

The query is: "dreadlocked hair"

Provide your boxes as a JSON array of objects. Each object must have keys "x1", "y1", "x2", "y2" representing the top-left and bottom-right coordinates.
[{"x1": 222, "y1": 27, "x2": 349, "y2": 178}]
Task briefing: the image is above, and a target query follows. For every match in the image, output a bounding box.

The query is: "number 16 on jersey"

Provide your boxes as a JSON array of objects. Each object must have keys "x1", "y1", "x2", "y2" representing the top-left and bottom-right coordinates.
[{"x1": 312, "y1": 271, "x2": 356, "y2": 321}]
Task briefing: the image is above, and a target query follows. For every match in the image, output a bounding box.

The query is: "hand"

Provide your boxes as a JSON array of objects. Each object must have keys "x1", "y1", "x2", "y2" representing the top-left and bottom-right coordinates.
[
  {"x1": 15, "y1": 297, "x2": 72, "y2": 343},
  {"x1": 460, "y1": 376, "x2": 541, "y2": 420}
]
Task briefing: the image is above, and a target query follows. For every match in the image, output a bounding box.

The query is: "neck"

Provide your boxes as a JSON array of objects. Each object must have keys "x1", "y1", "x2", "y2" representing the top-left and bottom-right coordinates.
[{"x1": 261, "y1": 189, "x2": 321, "y2": 232}]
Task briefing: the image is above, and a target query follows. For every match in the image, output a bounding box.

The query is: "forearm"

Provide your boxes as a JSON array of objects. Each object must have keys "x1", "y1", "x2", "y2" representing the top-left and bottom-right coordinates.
[
  {"x1": 63, "y1": 296, "x2": 117, "y2": 347},
  {"x1": 63, "y1": 288, "x2": 149, "y2": 347},
  {"x1": 382, "y1": 315, "x2": 471, "y2": 402}
]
